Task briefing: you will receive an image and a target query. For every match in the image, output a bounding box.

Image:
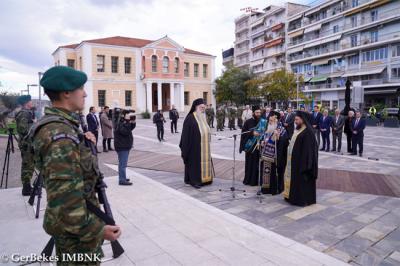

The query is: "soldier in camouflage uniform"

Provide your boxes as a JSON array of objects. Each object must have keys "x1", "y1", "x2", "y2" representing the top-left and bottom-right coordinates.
[
  {"x1": 33, "y1": 66, "x2": 121, "y2": 264},
  {"x1": 216, "y1": 106, "x2": 224, "y2": 131},
  {"x1": 228, "y1": 105, "x2": 237, "y2": 130},
  {"x1": 15, "y1": 95, "x2": 35, "y2": 195},
  {"x1": 205, "y1": 105, "x2": 212, "y2": 127},
  {"x1": 237, "y1": 105, "x2": 244, "y2": 129},
  {"x1": 209, "y1": 104, "x2": 215, "y2": 128},
  {"x1": 222, "y1": 105, "x2": 227, "y2": 128}
]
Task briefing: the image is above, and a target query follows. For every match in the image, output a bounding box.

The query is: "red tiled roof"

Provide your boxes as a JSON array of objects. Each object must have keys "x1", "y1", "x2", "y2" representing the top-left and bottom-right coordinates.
[{"x1": 56, "y1": 36, "x2": 213, "y2": 56}]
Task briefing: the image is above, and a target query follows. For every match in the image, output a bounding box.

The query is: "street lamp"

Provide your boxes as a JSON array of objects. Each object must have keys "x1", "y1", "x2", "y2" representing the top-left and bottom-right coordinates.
[
  {"x1": 38, "y1": 72, "x2": 44, "y2": 117},
  {"x1": 27, "y1": 84, "x2": 38, "y2": 95}
]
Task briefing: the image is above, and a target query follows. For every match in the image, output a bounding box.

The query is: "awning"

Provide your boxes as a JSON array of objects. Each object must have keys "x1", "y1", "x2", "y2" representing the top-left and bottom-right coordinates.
[
  {"x1": 304, "y1": 34, "x2": 341, "y2": 49},
  {"x1": 271, "y1": 23, "x2": 284, "y2": 32},
  {"x1": 344, "y1": 0, "x2": 390, "y2": 16},
  {"x1": 265, "y1": 37, "x2": 284, "y2": 48},
  {"x1": 288, "y1": 12, "x2": 303, "y2": 22},
  {"x1": 310, "y1": 76, "x2": 328, "y2": 83},
  {"x1": 287, "y1": 45, "x2": 304, "y2": 54},
  {"x1": 342, "y1": 66, "x2": 386, "y2": 77},
  {"x1": 311, "y1": 58, "x2": 330, "y2": 66},
  {"x1": 304, "y1": 0, "x2": 342, "y2": 17},
  {"x1": 329, "y1": 72, "x2": 344, "y2": 78},
  {"x1": 288, "y1": 29, "x2": 304, "y2": 38},
  {"x1": 251, "y1": 58, "x2": 265, "y2": 66},
  {"x1": 304, "y1": 76, "x2": 313, "y2": 82},
  {"x1": 364, "y1": 89, "x2": 397, "y2": 95},
  {"x1": 304, "y1": 23, "x2": 322, "y2": 34}
]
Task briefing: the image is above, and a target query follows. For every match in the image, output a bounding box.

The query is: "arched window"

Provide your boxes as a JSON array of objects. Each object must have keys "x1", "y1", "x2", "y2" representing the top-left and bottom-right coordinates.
[
  {"x1": 174, "y1": 58, "x2": 179, "y2": 73},
  {"x1": 151, "y1": 55, "x2": 157, "y2": 72},
  {"x1": 163, "y1": 56, "x2": 169, "y2": 73}
]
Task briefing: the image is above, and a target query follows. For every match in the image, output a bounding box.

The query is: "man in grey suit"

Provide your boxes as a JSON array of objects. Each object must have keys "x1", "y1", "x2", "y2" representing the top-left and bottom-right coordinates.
[
  {"x1": 283, "y1": 107, "x2": 295, "y2": 138},
  {"x1": 331, "y1": 109, "x2": 345, "y2": 153}
]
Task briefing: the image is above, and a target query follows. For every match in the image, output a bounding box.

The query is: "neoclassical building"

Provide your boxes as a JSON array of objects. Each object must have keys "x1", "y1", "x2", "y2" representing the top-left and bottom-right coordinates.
[{"x1": 52, "y1": 36, "x2": 216, "y2": 113}]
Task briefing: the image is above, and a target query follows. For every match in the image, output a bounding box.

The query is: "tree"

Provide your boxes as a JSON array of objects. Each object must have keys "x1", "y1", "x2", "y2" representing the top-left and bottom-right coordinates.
[
  {"x1": 0, "y1": 91, "x2": 19, "y2": 128},
  {"x1": 258, "y1": 69, "x2": 304, "y2": 108},
  {"x1": 215, "y1": 66, "x2": 254, "y2": 105}
]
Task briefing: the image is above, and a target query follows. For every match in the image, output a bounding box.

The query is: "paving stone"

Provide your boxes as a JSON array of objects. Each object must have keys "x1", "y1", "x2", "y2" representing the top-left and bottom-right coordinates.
[
  {"x1": 325, "y1": 248, "x2": 352, "y2": 263},
  {"x1": 334, "y1": 235, "x2": 373, "y2": 258},
  {"x1": 332, "y1": 220, "x2": 366, "y2": 239},
  {"x1": 306, "y1": 239, "x2": 329, "y2": 252},
  {"x1": 285, "y1": 204, "x2": 326, "y2": 220},
  {"x1": 353, "y1": 207, "x2": 389, "y2": 224},
  {"x1": 389, "y1": 251, "x2": 400, "y2": 262}
]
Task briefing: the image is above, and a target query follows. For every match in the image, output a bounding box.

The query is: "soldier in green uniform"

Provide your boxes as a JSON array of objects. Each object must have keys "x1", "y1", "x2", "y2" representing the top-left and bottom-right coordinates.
[
  {"x1": 222, "y1": 104, "x2": 227, "y2": 129},
  {"x1": 15, "y1": 95, "x2": 35, "y2": 195},
  {"x1": 228, "y1": 105, "x2": 237, "y2": 130},
  {"x1": 216, "y1": 106, "x2": 224, "y2": 131},
  {"x1": 209, "y1": 104, "x2": 215, "y2": 128},
  {"x1": 33, "y1": 66, "x2": 121, "y2": 264},
  {"x1": 205, "y1": 105, "x2": 212, "y2": 127},
  {"x1": 237, "y1": 105, "x2": 244, "y2": 129}
]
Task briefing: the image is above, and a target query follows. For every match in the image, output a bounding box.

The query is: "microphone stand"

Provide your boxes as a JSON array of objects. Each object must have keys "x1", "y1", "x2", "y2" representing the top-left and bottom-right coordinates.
[{"x1": 213, "y1": 130, "x2": 253, "y2": 199}]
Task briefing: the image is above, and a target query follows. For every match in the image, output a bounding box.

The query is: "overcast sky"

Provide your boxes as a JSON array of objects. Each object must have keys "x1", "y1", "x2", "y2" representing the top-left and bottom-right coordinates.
[{"x1": 0, "y1": 0, "x2": 309, "y2": 97}]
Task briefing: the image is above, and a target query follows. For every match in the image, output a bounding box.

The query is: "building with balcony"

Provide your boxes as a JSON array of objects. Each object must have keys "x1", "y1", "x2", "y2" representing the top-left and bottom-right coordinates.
[
  {"x1": 52, "y1": 36, "x2": 216, "y2": 114},
  {"x1": 286, "y1": 0, "x2": 400, "y2": 109},
  {"x1": 222, "y1": 47, "x2": 234, "y2": 68},
  {"x1": 229, "y1": 3, "x2": 308, "y2": 76},
  {"x1": 250, "y1": 3, "x2": 308, "y2": 76}
]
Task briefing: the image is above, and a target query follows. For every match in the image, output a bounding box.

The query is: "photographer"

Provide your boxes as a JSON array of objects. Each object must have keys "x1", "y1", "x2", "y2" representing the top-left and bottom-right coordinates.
[{"x1": 114, "y1": 110, "x2": 136, "y2": 186}]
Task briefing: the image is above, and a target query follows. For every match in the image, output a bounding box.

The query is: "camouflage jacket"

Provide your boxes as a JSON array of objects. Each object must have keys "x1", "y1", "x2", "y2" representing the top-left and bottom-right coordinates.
[
  {"x1": 237, "y1": 107, "x2": 243, "y2": 119},
  {"x1": 15, "y1": 108, "x2": 34, "y2": 144},
  {"x1": 32, "y1": 107, "x2": 104, "y2": 243}
]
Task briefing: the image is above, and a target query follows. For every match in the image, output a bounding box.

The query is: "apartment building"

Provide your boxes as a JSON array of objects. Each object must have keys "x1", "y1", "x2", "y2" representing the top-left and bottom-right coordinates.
[
  {"x1": 222, "y1": 47, "x2": 234, "y2": 68},
  {"x1": 287, "y1": 0, "x2": 400, "y2": 109},
  {"x1": 227, "y1": 3, "x2": 308, "y2": 76},
  {"x1": 52, "y1": 36, "x2": 216, "y2": 114}
]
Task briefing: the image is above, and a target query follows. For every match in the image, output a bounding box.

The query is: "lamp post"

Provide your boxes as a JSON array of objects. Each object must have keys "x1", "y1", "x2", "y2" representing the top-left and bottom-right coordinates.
[
  {"x1": 27, "y1": 84, "x2": 38, "y2": 95},
  {"x1": 38, "y1": 72, "x2": 44, "y2": 117}
]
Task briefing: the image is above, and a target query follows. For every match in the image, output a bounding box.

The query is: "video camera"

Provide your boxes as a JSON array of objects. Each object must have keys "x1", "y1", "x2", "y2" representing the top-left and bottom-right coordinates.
[{"x1": 112, "y1": 108, "x2": 136, "y2": 124}]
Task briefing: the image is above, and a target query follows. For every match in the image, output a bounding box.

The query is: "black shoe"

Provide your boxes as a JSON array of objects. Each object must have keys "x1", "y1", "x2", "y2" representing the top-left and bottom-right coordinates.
[
  {"x1": 103, "y1": 149, "x2": 108, "y2": 152},
  {"x1": 331, "y1": 149, "x2": 336, "y2": 152},
  {"x1": 359, "y1": 153, "x2": 363, "y2": 157},
  {"x1": 319, "y1": 148, "x2": 325, "y2": 151},
  {"x1": 175, "y1": 131, "x2": 179, "y2": 133},
  {"x1": 22, "y1": 183, "x2": 32, "y2": 196},
  {"x1": 108, "y1": 148, "x2": 114, "y2": 151},
  {"x1": 191, "y1": 184, "x2": 201, "y2": 189},
  {"x1": 119, "y1": 180, "x2": 133, "y2": 186}
]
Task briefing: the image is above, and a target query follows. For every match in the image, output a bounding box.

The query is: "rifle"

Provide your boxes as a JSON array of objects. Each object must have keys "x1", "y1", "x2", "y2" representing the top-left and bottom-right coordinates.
[
  {"x1": 41, "y1": 113, "x2": 124, "y2": 259},
  {"x1": 28, "y1": 171, "x2": 43, "y2": 219}
]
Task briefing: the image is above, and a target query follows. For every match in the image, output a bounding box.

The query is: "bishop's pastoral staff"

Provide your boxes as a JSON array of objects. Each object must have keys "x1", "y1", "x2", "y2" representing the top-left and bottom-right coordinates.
[
  {"x1": 283, "y1": 111, "x2": 319, "y2": 207},
  {"x1": 179, "y1": 98, "x2": 213, "y2": 189}
]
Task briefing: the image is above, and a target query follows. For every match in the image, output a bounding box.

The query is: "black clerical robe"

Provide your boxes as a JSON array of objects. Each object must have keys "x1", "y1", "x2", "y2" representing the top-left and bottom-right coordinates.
[
  {"x1": 179, "y1": 112, "x2": 213, "y2": 186},
  {"x1": 283, "y1": 126, "x2": 318, "y2": 206},
  {"x1": 240, "y1": 117, "x2": 260, "y2": 186}
]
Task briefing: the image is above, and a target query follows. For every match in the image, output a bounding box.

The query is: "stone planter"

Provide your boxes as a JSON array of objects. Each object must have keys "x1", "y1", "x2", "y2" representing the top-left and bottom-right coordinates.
[
  {"x1": 366, "y1": 117, "x2": 379, "y2": 127},
  {"x1": 384, "y1": 118, "x2": 399, "y2": 128}
]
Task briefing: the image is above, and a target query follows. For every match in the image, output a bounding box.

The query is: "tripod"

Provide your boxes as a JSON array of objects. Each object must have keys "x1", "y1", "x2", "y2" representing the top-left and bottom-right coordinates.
[
  {"x1": 28, "y1": 171, "x2": 44, "y2": 219},
  {"x1": 1, "y1": 128, "x2": 15, "y2": 189}
]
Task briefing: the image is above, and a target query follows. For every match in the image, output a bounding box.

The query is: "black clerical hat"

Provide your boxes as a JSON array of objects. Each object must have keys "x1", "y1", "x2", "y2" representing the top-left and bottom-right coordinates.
[
  {"x1": 269, "y1": 110, "x2": 280, "y2": 119},
  {"x1": 189, "y1": 98, "x2": 205, "y2": 113},
  {"x1": 252, "y1": 105, "x2": 261, "y2": 112}
]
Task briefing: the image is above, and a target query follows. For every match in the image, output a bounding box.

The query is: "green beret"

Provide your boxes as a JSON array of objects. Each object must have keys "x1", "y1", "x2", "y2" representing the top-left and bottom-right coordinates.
[
  {"x1": 40, "y1": 66, "x2": 87, "y2": 92},
  {"x1": 17, "y1": 95, "x2": 32, "y2": 105}
]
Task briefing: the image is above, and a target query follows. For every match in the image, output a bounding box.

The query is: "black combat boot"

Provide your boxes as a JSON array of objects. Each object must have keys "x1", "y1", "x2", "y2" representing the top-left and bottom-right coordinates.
[{"x1": 22, "y1": 183, "x2": 32, "y2": 196}]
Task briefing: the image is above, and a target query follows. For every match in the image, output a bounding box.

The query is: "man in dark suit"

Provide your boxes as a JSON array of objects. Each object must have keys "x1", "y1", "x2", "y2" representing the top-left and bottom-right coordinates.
[
  {"x1": 331, "y1": 109, "x2": 345, "y2": 153},
  {"x1": 319, "y1": 110, "x2": 332, "y2": 151},
  {"x1": 351, "y1": 111, "x2": 366, "y2": 157},
  {"x1": 169, "y1": 104, "x2": 179, "y2": 134},
  {"x1": 311, "y1": 105, "x2": 323, "y2": 148},
  {"x1": 283, "y1": 107, "x2": 295, "y2": 138},
  {"x1": 344, "y1": 110, "x2": 355, "y2": 153},
  {"x1": 86, "y1": 106, "x2": 101, "y2": 153}
]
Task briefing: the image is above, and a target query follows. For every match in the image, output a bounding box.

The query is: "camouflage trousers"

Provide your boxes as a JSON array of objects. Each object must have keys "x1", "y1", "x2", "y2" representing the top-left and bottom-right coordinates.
[
  {"x1": 54, "y1": 235, "x2": 103, "y2": 265},
  {"x1": 228, "y1": 118, "x2": 236, "y2": 129},
  {"x1": 217, "y1": 119, "x2": 224, "y2": 131},
  {"x1": 19, "y1": 143, "x2": 34, "y2": 185},
  {"x1": 237, "y1": 118, "x2": 243, "y2": 128},
  {"x1": 207, "y1": 117, "x2": 213, "y2": 127}
]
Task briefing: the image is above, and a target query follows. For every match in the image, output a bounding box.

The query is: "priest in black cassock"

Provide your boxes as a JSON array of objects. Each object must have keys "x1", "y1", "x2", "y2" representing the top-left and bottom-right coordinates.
[
  {"x1": 283, "y1": 111, "x2": 318, "y2": 206},
  {"x1": 239, "y1": 106, "x2": 265, "y2": 186},
  {"x1": 179, "y1": 98, "x2": 213, "y2": 189}
]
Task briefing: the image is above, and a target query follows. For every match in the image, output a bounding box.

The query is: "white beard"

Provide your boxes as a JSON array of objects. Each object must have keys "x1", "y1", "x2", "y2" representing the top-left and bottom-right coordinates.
[{"x1": 266, "y1": 123, "x2": 277, "y2": 134}]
